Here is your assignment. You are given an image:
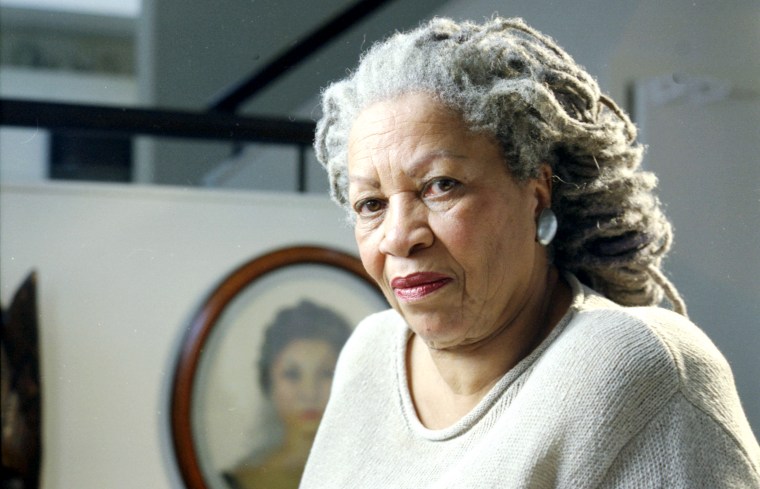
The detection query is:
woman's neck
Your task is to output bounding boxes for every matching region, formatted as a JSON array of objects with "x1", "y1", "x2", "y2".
[{"x1": 406, "y1": 266, "x2": 571, "y2": 429}]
